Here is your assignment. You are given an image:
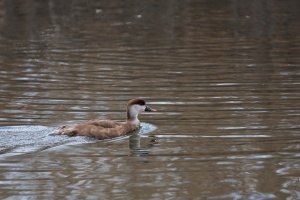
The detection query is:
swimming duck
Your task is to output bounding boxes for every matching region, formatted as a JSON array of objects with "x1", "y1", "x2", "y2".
[{"x1": 51, "y1": 98, "x2": 156, "y2": 140}]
